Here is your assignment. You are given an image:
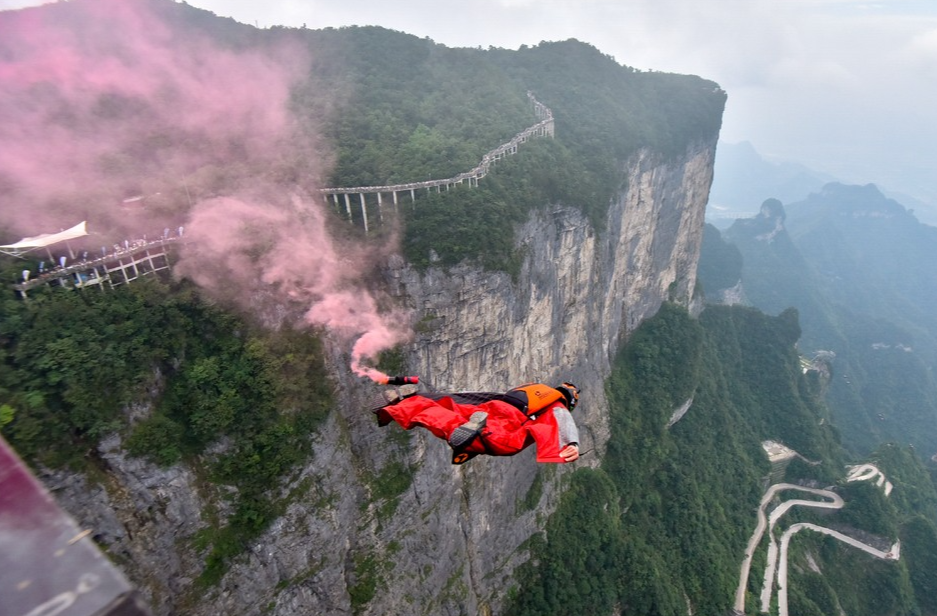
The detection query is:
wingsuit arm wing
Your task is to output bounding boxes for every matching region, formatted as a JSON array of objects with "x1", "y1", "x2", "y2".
[
  {"x1": 526, "y1": 404, "x2": 580, "y2": 463},
  {"x1": 553, "y1": 405, "x2": 579, "y2": 449}
]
